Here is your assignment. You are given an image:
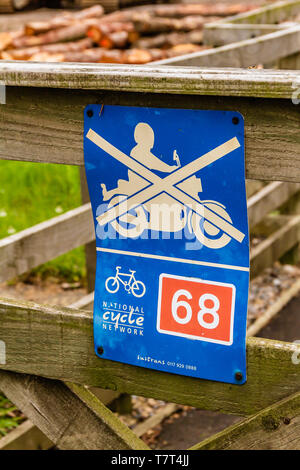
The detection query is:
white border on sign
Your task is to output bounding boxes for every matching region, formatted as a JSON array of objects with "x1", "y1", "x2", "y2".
[
  {"x1": 97, "y1": 247, "x2": 249, "y2": 272},
  {"x1": 156, "y1": 273, "x2": 236, "y2": 346}
]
